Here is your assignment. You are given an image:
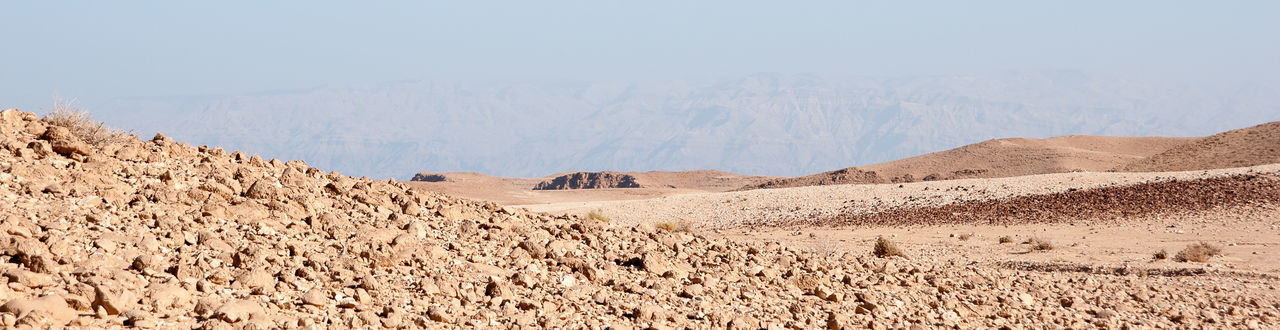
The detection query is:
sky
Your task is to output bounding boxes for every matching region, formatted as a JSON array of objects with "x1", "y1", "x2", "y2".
[{"x1": 2, "y1": 1, "x2": 1278, "y2": 111}]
